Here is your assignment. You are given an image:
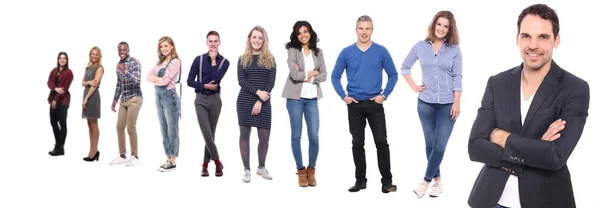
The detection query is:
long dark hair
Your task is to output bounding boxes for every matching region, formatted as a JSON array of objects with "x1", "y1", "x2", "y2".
[
  {"x1": 284, "y1": 20, "x2": 320, "y2": 57},
  {"x1": 53, "y1": 51, "x2": 69, "y2": 76}
]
